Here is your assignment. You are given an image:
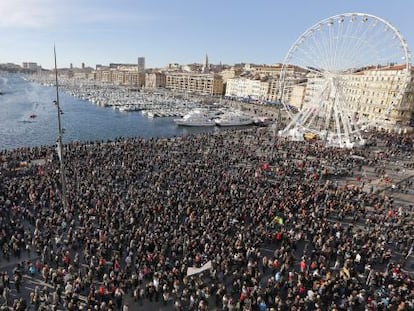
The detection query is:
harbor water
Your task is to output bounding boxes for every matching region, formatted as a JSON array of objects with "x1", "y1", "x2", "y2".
[{"x1": 0, "y1": 74, "x2": 218, "y2": 151}]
